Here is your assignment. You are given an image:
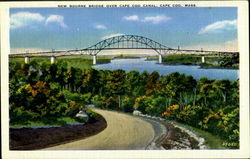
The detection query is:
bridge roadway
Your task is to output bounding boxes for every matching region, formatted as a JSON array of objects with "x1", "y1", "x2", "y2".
[
  {"x1": 45, "y1": 109, "x2": 164, "y2": 150},
  {"x1": 9, "y1": 48, "x2": 238, "y2": 57}
]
